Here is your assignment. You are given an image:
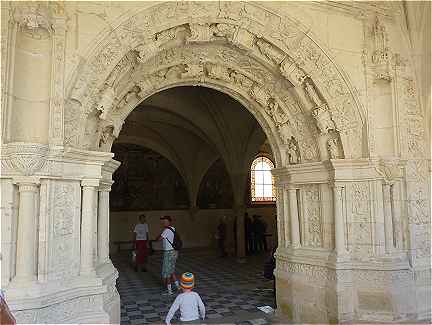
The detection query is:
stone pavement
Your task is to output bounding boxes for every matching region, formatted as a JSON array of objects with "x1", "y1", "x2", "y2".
[{"x1": 113, "y1": 249, "x2": 277, "y2": 325}]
